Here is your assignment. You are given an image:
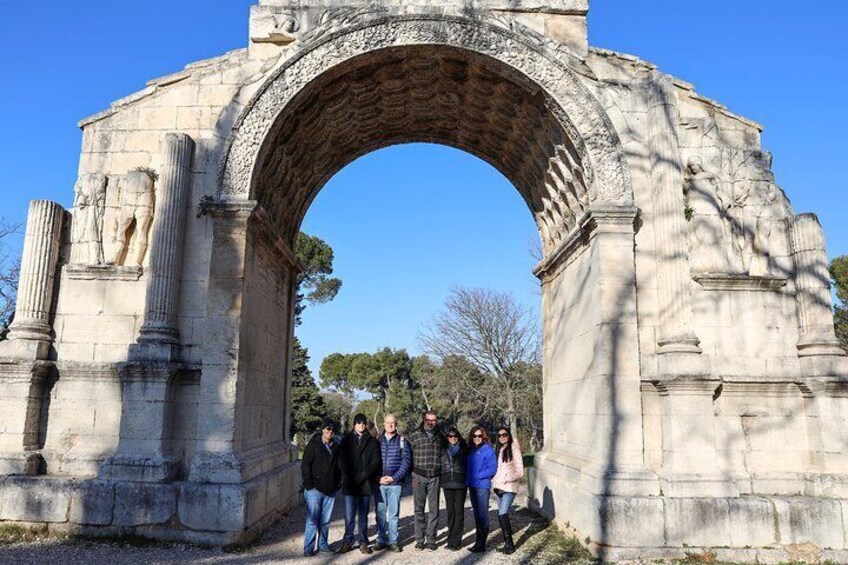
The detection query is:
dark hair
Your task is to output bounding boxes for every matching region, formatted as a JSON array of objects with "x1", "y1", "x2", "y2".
[
  {"x1": 467, "y1": 426, "x2": 490, "y2": 447},
  {"x1": 446, "y1": 426, "x2": 464, "y2": 445},
  {"x1": 496, "y1": 426, "x2": 514, "y2": 463},
  {"x1": 422, "y1": 410, "x2": 438, "y2": 420}
]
